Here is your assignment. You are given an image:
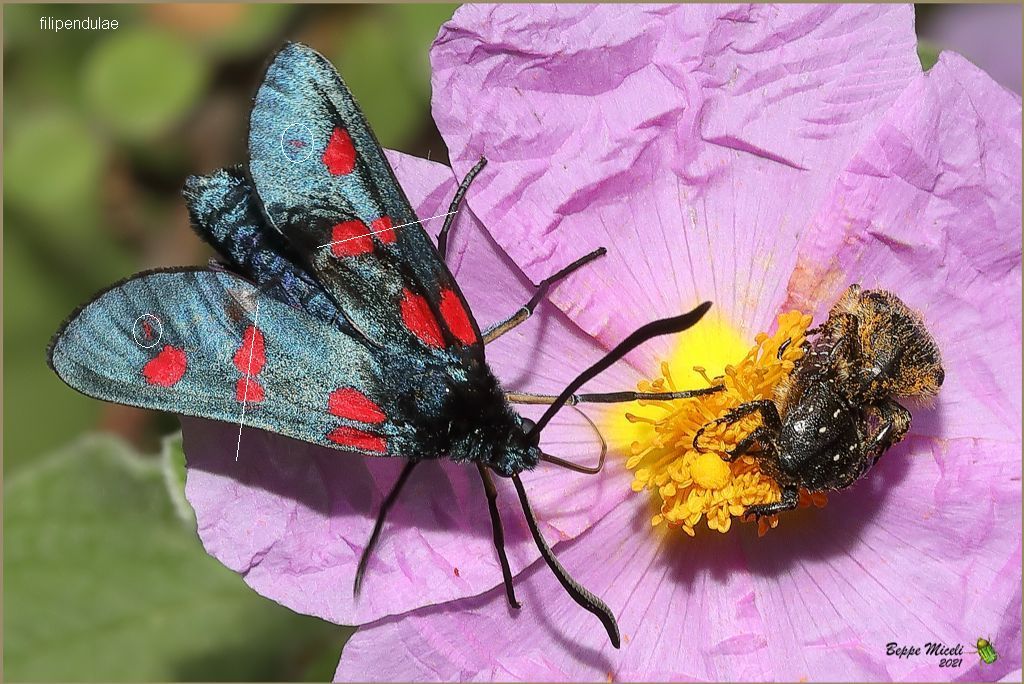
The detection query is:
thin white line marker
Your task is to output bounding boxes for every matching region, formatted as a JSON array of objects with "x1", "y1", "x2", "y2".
[
  {"x1": 235, "y1": 300, "x2": 261, "y2": 462},
  {"x1": 316, "y1": 210, "x2": 458, "y2": 249}
]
